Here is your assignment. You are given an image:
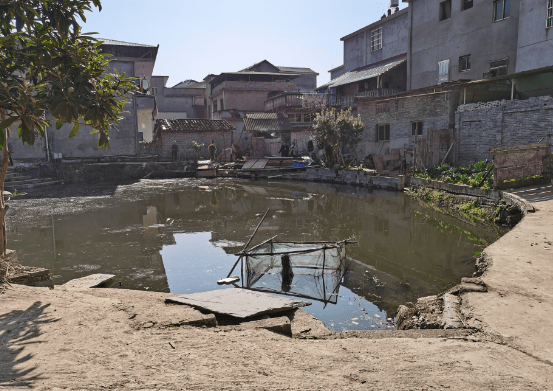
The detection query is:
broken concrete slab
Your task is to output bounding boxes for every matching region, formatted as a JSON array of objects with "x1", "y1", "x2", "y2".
[
  {"x1": 62, "y1": 274, "x2": 115, "y2": 290},
  {"x1": 234, "y1": 316, "x2": 292, "y2": 337},
  {"x1": 165, "y1": 288, "x2": 310, "y2": 318},
  {"x1": 443, "y1": 293, "x2": 464, "y2": 329}
]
